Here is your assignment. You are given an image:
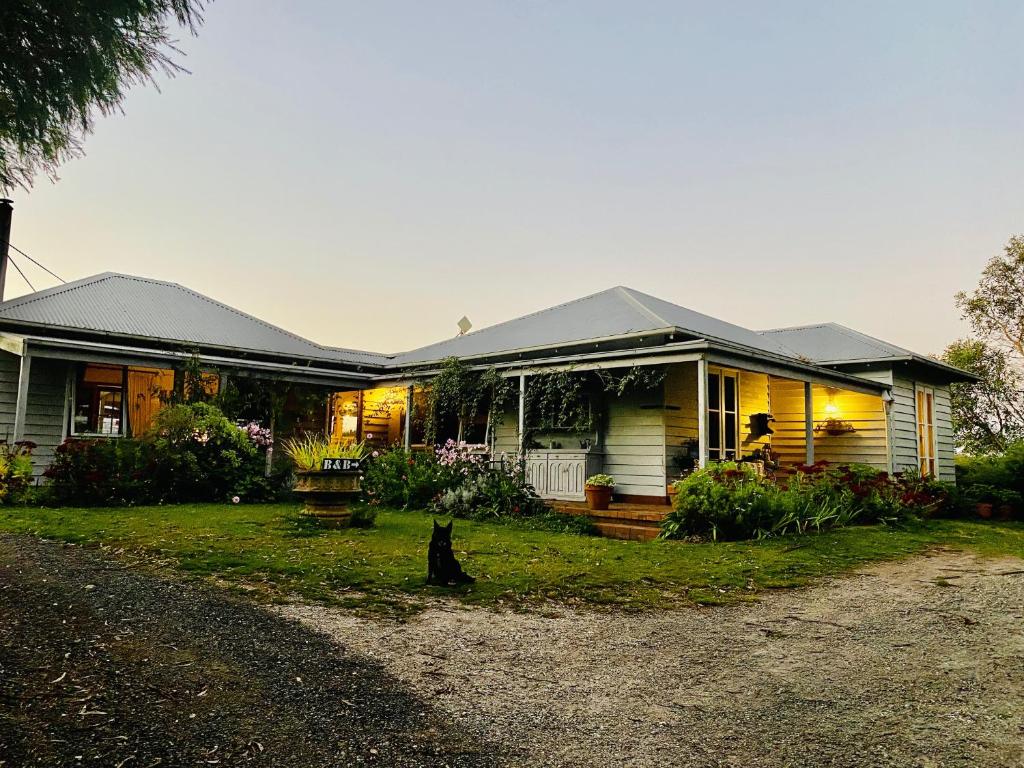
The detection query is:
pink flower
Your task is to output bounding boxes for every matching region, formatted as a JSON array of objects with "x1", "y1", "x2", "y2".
[
  {"x1": 231, "y1": 496, "x2": 240, "y2": 504},
  {"x1": 372, "y1": 450, "x2": 380, "y2": 458}
]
